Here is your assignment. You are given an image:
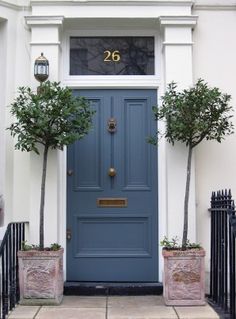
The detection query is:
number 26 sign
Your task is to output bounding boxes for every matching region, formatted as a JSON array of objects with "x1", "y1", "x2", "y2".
[{"x1": 104, "y1": 50, "x2": 121, "y2": 62}]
